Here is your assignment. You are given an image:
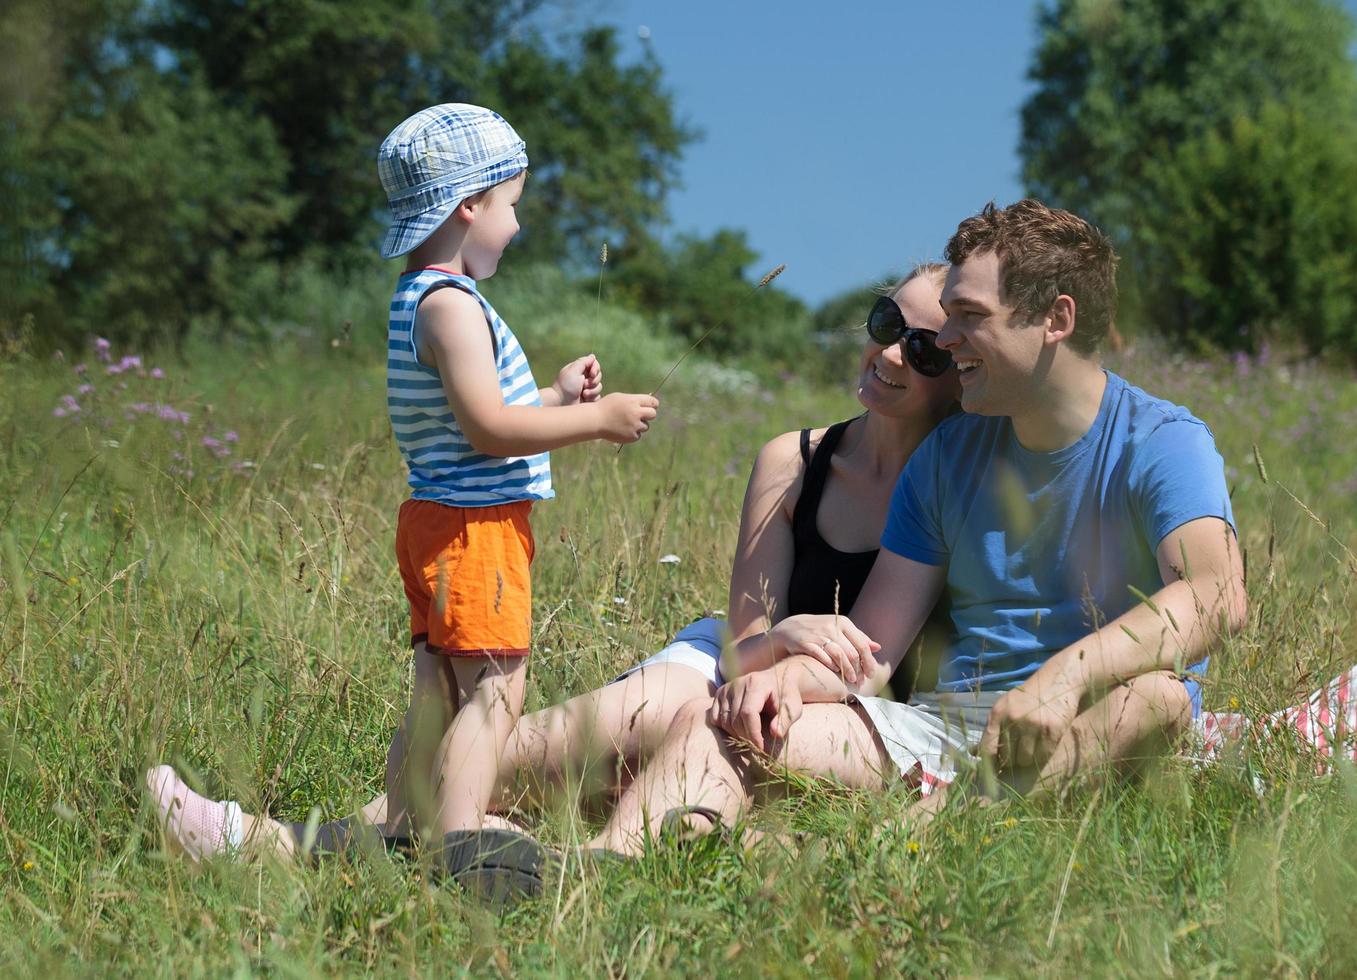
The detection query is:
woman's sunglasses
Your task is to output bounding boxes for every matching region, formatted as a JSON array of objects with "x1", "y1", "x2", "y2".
[{"x1": 866, "y1": 295, "x2": 954, "y2": 378}]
